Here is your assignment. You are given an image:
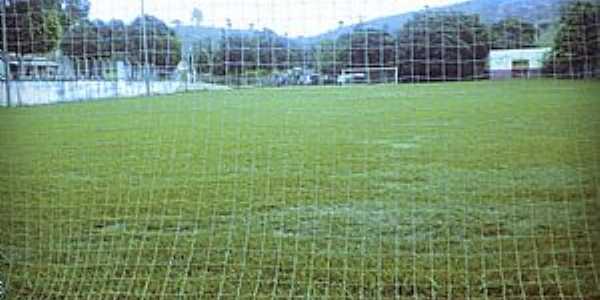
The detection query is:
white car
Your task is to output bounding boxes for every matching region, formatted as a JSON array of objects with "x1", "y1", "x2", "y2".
[{"x1": 337, "y1": 73, "x2": 366, "y2": 84}]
